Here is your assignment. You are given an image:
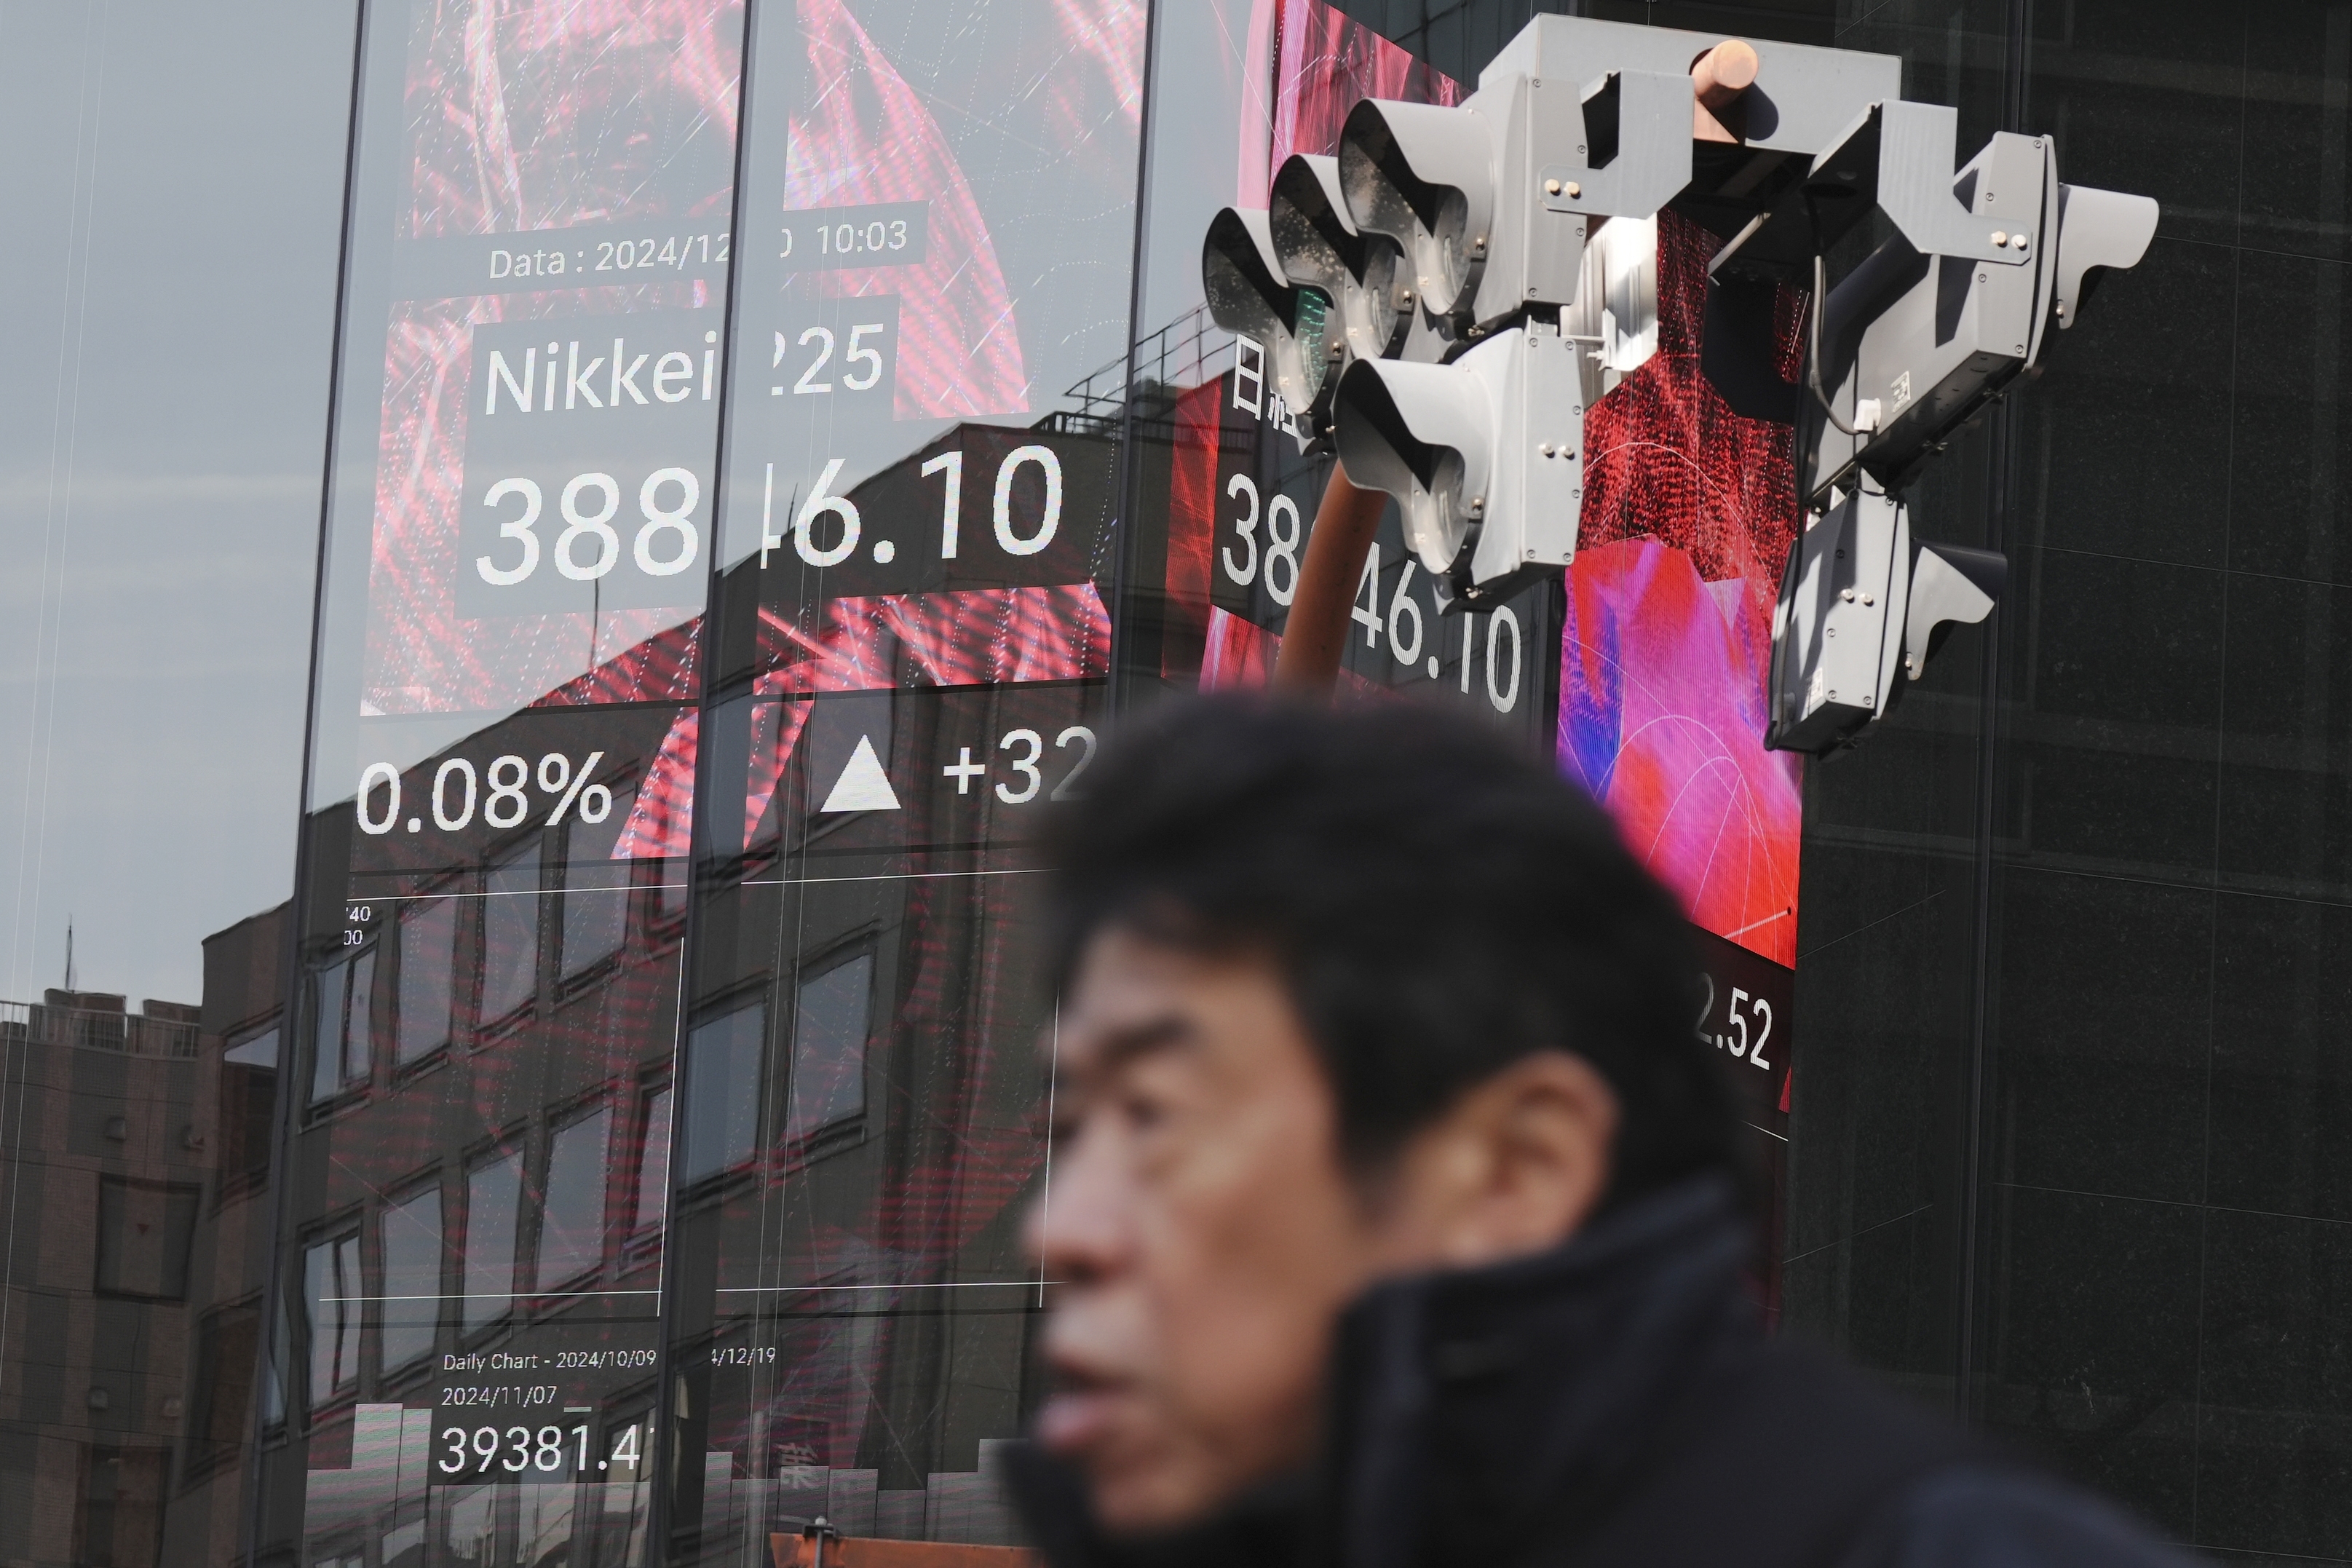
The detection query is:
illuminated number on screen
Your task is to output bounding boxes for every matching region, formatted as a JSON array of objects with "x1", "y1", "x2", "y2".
[
  {"x1": 1050, "y1": 726, "x2": 1098, "y2": 801},
  {"x1": 843, "y1": 324, "x2": 885, "y2": 390},
  {"x1": 993, "y1": 445, "x2": 1062, "y2": 556},
  {"x1": 357, "y1": 763, "x2": 400, "y2": 836},
  {"x1": 794, "y1": 328, "x2": 834, "y2": 394},
  {"x1": 635, "y1": 468, "x2": 700, "y2": 577},
  {"x1": 472, "y1": 1427, "x2": 499, "y2": 1473},
  {"x1": 1486, "y1": 606, "x2": 1522, "y2": 712},
  {"x1": 573, "y1": 1425, "x2": 589, "y2": 1473},
  {"x1": 890, "y1": 219, "x2": 908, "y2": 249},
  {"x1": 476, "y1": 478, "x2": 542, "y2": 586},
  {"x1": 1749, "y1": 999, "x2": 1773, "y2": 1071},
  {"x1": 1352, "y1": 545, "x2": 1382, "y2": 647},
  {"x1": 555, "y1": 473, "x2": 622, "y2": 580},
  {"x1": 997, "y1": 729, "x2": 1044, "y2": 804},
  {"x1": 502, "y1": 1426, "x2": 530, "y2": 1472},
  {"x1": 1222, "y1": 473, "x2": 1259, "y2": 585},
  {"x1": 484, "y1": 756, "x2": 531, "y2": 828},
  {"x1": 440, "y1": 1428, "x2": 468, "y2": 1474},
  {"x1": 922, "y1": 451, "x2": 963, "y2": 558},
  {"x1": 1727, "y1": 988, "x2": 1750, "y2": 1058},
  {"x1": 1264, "y1": 494, "x2": 1302, "y2": 606},
  {"x1": 432, "y1": 759, "x2": 478, "y2": 831},
  {"x1": 1694, "y1": 973, "x2": 1716, "y2": 1043},
  {"x1": 534, "y1": 1426, "x2": 565, "y2": 1471},
  {"x1": 1386, "y1": 560, "x2": 1423, "y2": 664},
  {"x1": 793, "y1": 457, "x2": 861, "y2": 567}
]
